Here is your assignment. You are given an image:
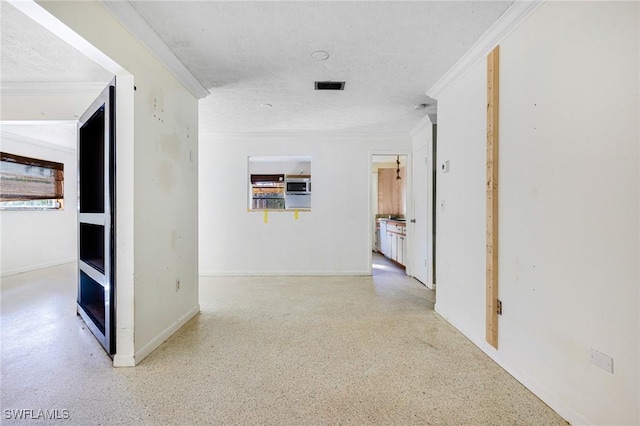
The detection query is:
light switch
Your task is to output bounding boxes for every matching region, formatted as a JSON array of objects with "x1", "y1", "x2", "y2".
[
  {"x1": 441, "y1": 160, "x2": 450, "y2": 173},
  {"x1": 439, "y1": 200, "x2": 446, "y2": 212}
]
